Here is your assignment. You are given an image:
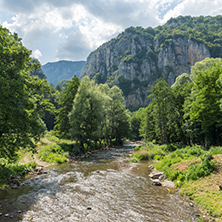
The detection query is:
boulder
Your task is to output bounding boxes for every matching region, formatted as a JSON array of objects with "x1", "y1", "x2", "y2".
[
  {"x1": 149, "y1": 172, "x2": 164, "y2": 179},
  {"x1": 148, "y1": 165, "x2": 154, "y2": 170},
  {"x1": 151, "y1": 179, "x2": 162, "y2": 186}
]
